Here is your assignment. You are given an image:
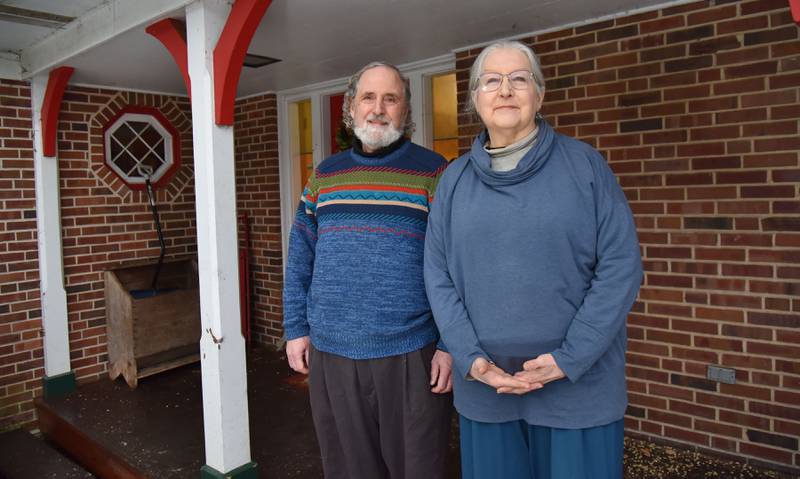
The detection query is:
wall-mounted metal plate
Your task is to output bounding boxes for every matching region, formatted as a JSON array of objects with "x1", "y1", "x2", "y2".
[{"x1": 707, "y1": 365, "x2": 736, "y2": 384}]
